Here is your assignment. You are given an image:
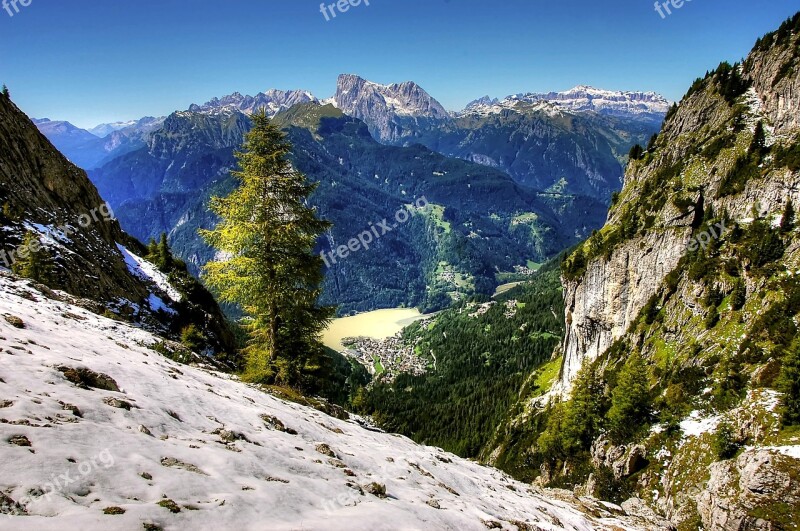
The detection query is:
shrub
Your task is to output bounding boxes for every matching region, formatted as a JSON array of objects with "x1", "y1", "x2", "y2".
[
  {"x1": 180, "y1": 325, "x2": 205, "y2": 352},
  {"x1": 705, "y1": 306, "x2": 720, "y2": 330}
]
